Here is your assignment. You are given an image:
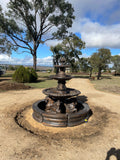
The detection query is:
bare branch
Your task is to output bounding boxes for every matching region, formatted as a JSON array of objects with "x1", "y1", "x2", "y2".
[
  {"x1": 43, "y1": 36, "x2": 56, "y2": 43},
  {"x1": 42, "y1": 24, "x2": 54, "y2": 35},
  {"x1": 9, "y1": 35, "x2": 33, "y2": 54},
  {"x1": 12, "y1": 34, "x2": 32, "y2": 50}
]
